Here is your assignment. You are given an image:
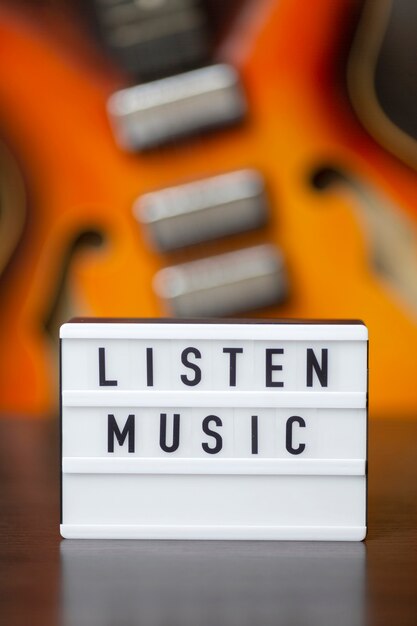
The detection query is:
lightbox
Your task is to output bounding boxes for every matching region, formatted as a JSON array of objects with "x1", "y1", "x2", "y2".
[{"x1": 60, "y1": 319, "x2": 368, "y2": 540}]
